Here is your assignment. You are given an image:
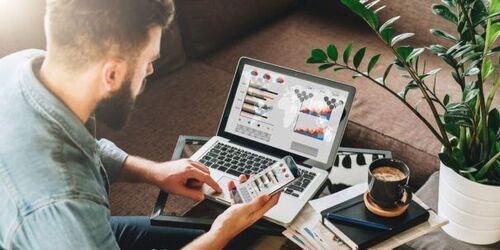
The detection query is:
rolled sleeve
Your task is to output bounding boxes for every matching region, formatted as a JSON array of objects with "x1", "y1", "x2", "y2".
[{"x1": 97, "y1": 139, "x2": 128, "y2": 183}]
